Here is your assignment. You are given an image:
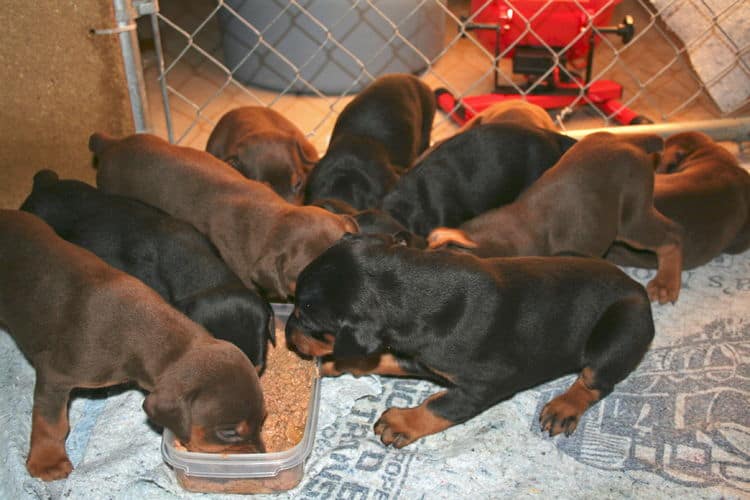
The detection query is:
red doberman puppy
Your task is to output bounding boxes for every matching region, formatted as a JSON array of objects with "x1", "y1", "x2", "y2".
[
  {"x1": 0, "y1": 210, "x2": 265, "y2": 481},
  {"x1": 206, "y1": 106, "x2": 319, "y2": 202},
  {"x1": 606, "y1": 131, "x2": 750, "y2": 269},
  {"x1": 91, "y1": 132, "x2": 358, "y2": 301},
  {"x1": 461, "y1": 100, "x2": 558, "y2": 132},
  {"x1": 428, "y1": 132, "x2": 684, "y2": 304},
  {"x1": 285, "y1": 233, "x2": 655, "y2": 448}
]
